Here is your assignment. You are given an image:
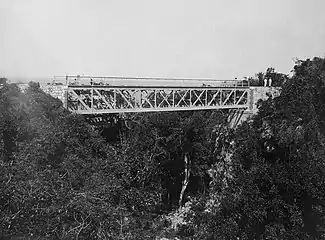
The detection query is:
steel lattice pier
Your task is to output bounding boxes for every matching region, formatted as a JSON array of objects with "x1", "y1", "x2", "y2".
[{"x1": 67, "y1": 85, "x2": 250, "y2": 114}]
